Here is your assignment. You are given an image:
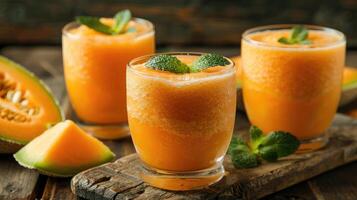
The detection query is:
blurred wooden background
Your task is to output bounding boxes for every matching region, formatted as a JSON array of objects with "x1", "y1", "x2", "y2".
[{"x1": 0, "y1": 0, "x2": 356, "y2": 47}]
